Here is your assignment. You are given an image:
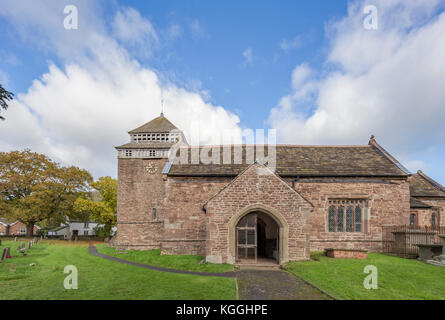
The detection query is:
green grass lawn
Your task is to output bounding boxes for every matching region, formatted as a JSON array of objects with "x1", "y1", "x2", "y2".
[
  {"x1": 286, "y1": 252, "x2": 445, "y2": 300},
  {"x1": 96, "y1": 244, "x2": 234, "y2": 273},
  {"x1": 0, "y1": 240, "x2": 236, "y2": 300}
]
